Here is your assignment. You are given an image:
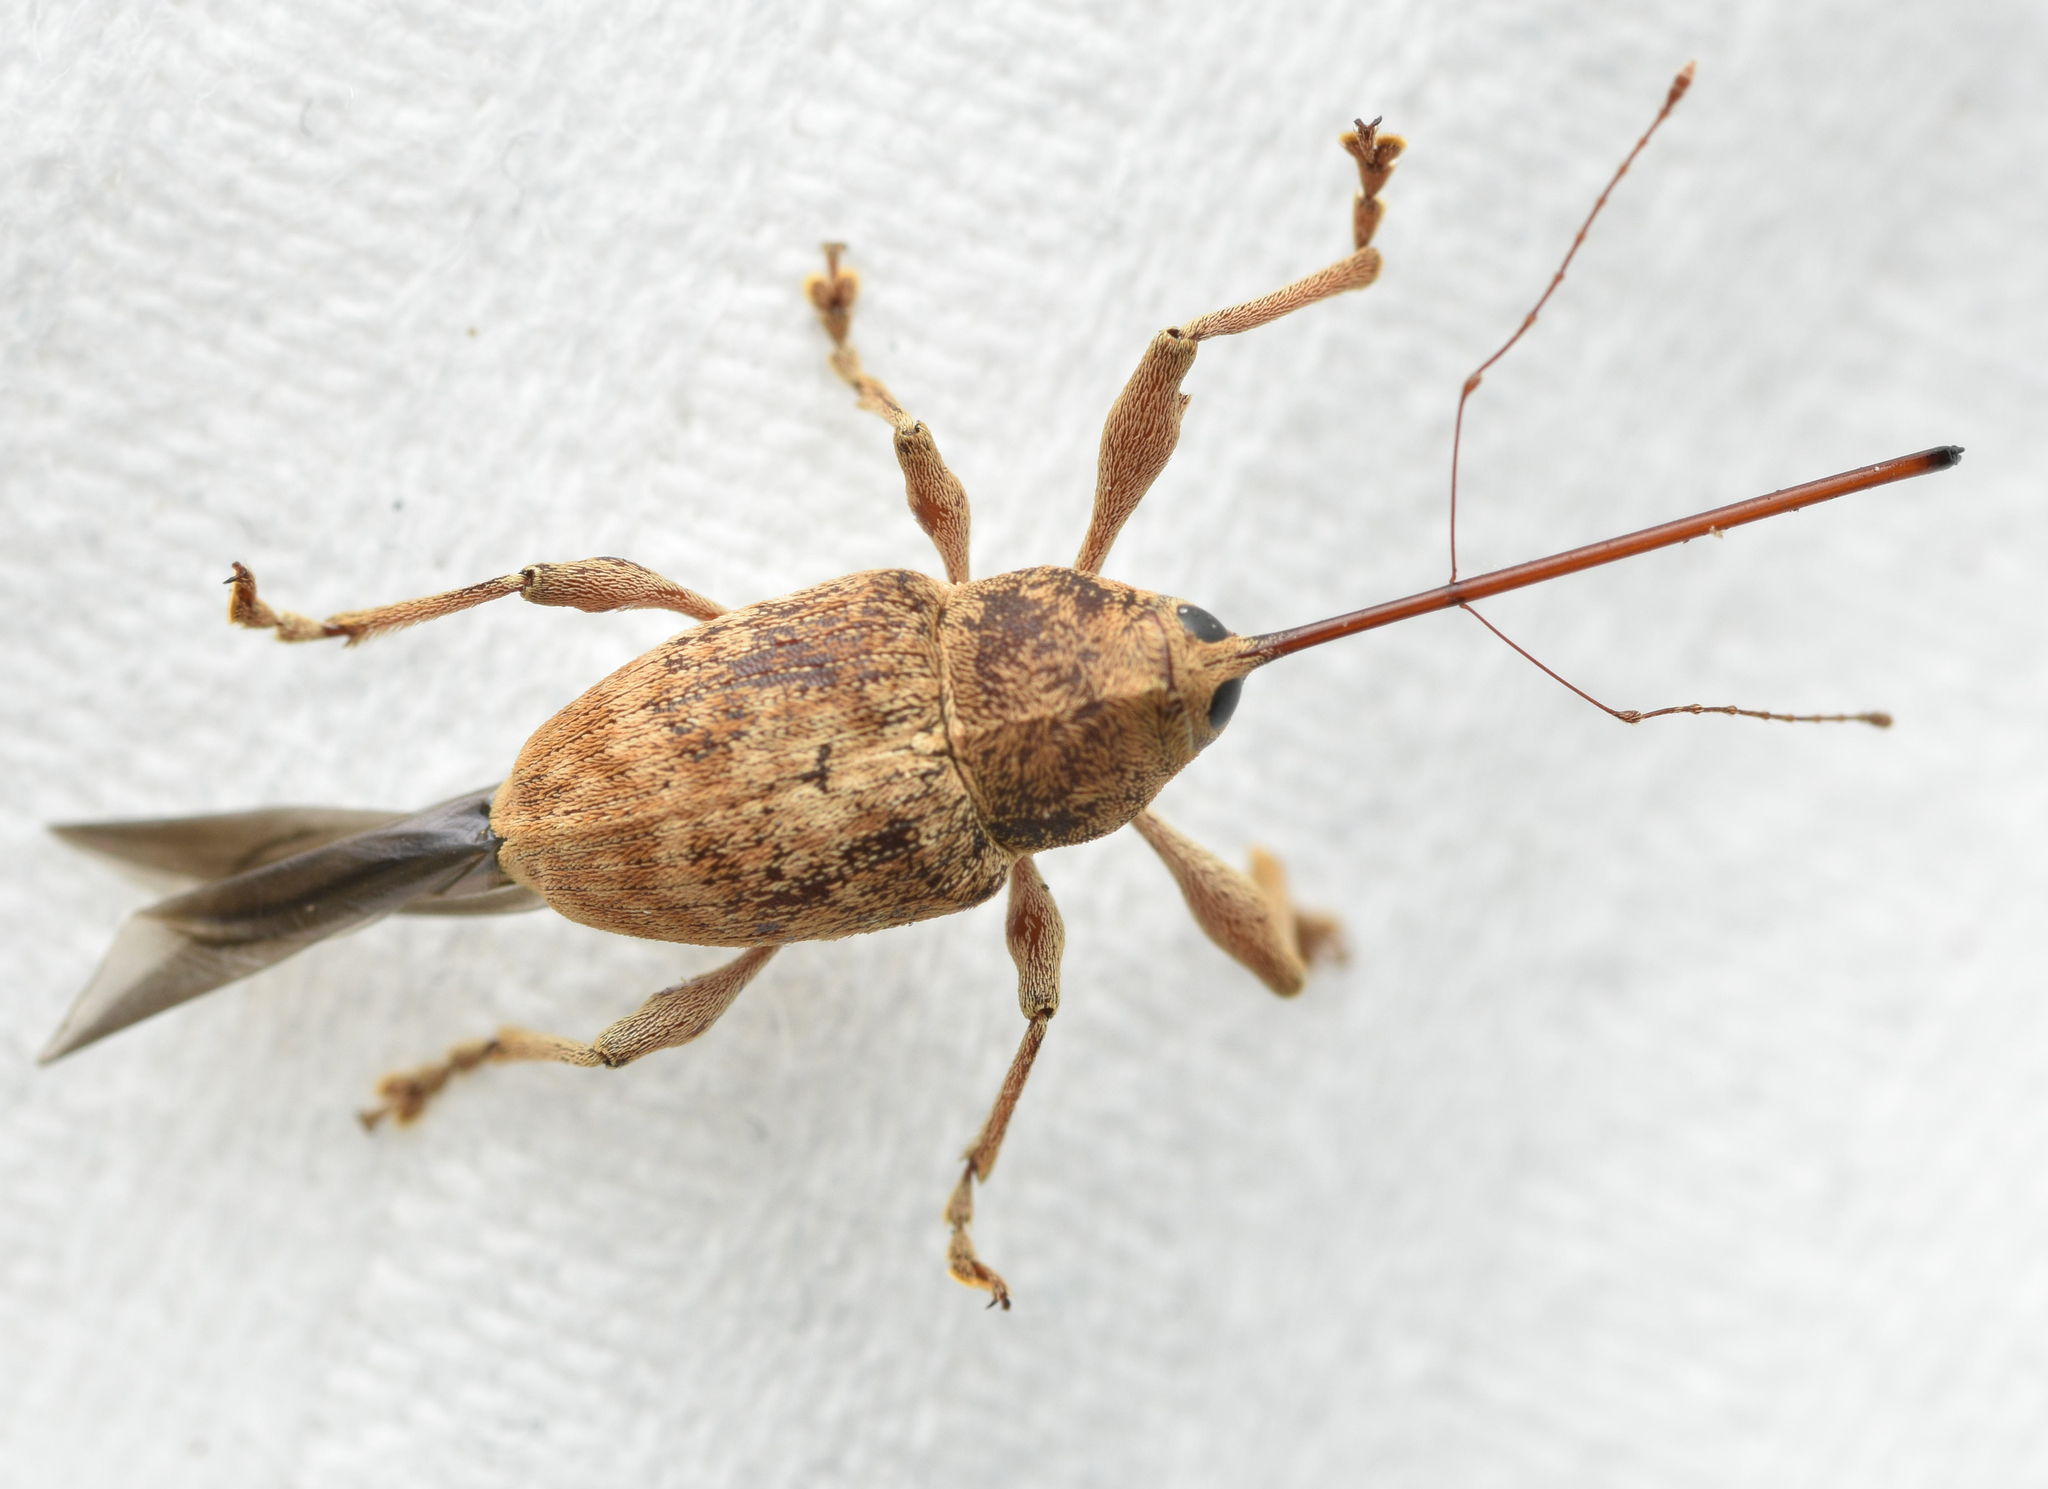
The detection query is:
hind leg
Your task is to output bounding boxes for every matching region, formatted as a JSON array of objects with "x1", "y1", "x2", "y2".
[
  {"x1": 360, "y1": 945, "x2": 778, "y2": 1128},
  {"x1": 1130, "y1": 811, "x2": 1346, "y2": 996}
]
